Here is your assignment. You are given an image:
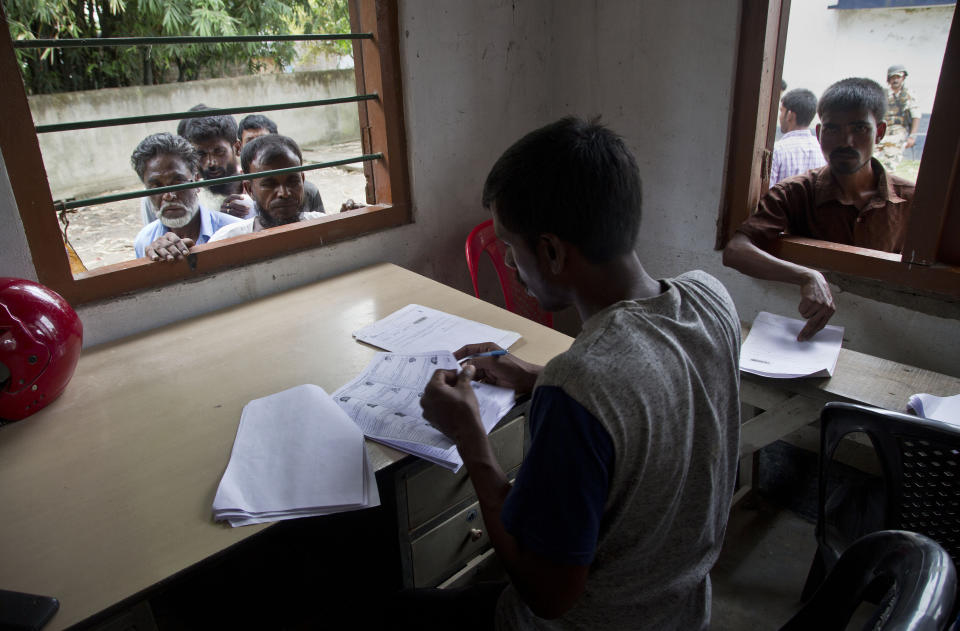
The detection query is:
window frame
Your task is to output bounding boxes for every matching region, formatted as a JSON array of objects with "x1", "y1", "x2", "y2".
[
  {"x1": 0, "y1": 0, "x2": 409, "y2": 306},
  {"x1": 716, "y1": 0, "x2": 960, "y2": 297}
]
